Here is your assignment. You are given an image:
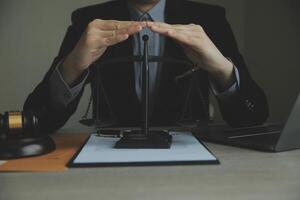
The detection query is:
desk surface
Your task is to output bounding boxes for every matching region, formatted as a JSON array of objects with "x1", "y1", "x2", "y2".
[{"x1": 1, "y1": 133, "x2": 300, "y2": 200}]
